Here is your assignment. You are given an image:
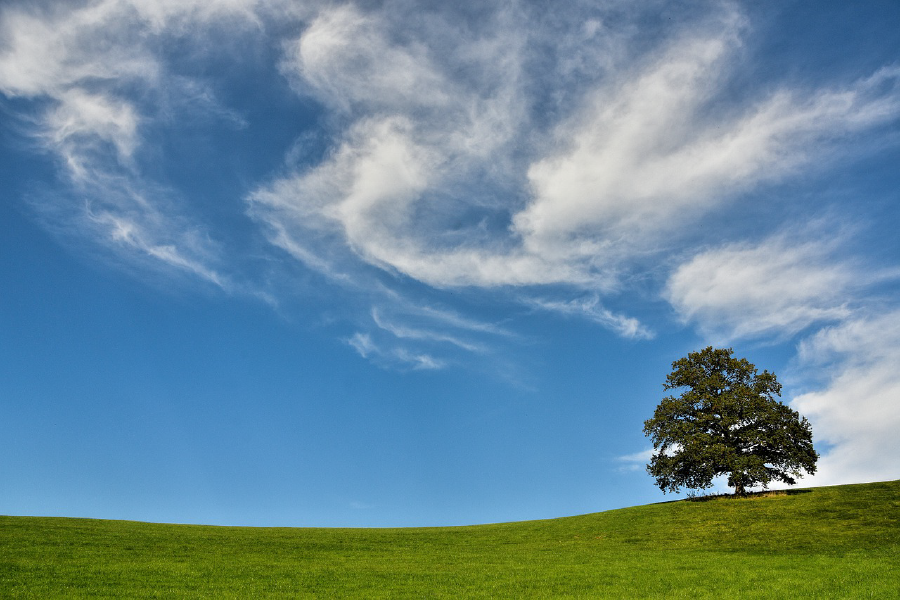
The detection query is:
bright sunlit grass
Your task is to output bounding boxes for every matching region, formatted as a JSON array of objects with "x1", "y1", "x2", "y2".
[{"x1": 2, "y1": 480, "x2": 898, "y2": 598}]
